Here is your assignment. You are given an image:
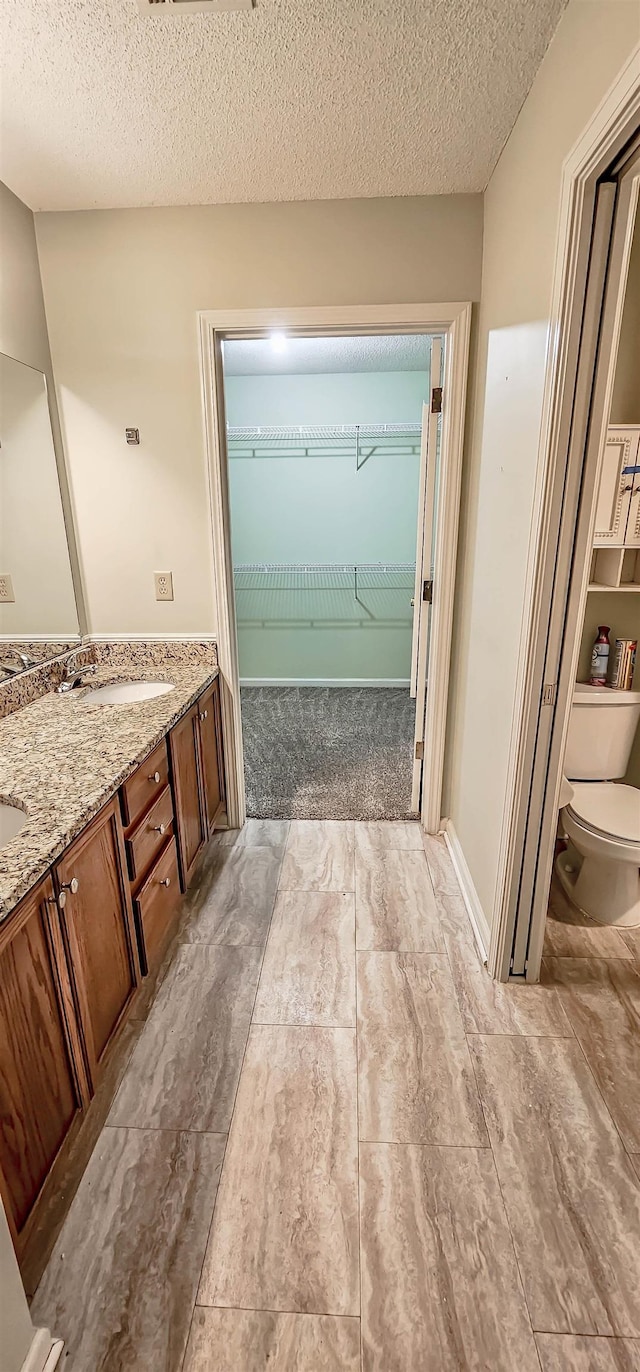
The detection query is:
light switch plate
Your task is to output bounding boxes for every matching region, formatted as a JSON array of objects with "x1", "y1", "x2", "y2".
[
  {"x1": 0, "y1": 574, "x2": 15, "y2": 603},
  {"x1": 154, "y1": 571, "x2": 174, "y2": 602}
]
